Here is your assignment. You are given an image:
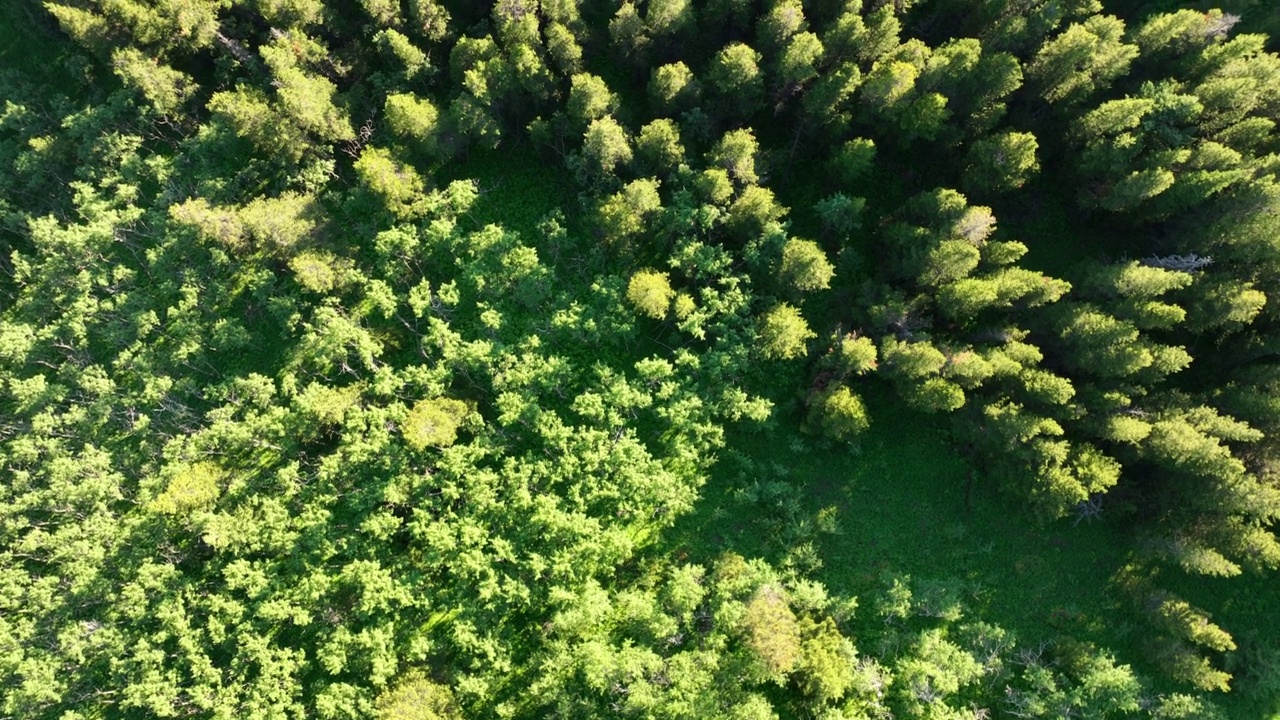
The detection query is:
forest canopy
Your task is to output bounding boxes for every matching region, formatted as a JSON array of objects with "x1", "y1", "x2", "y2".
[{"x1": 2, "y1": 0, "x2": 1280, "y2": 717}]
